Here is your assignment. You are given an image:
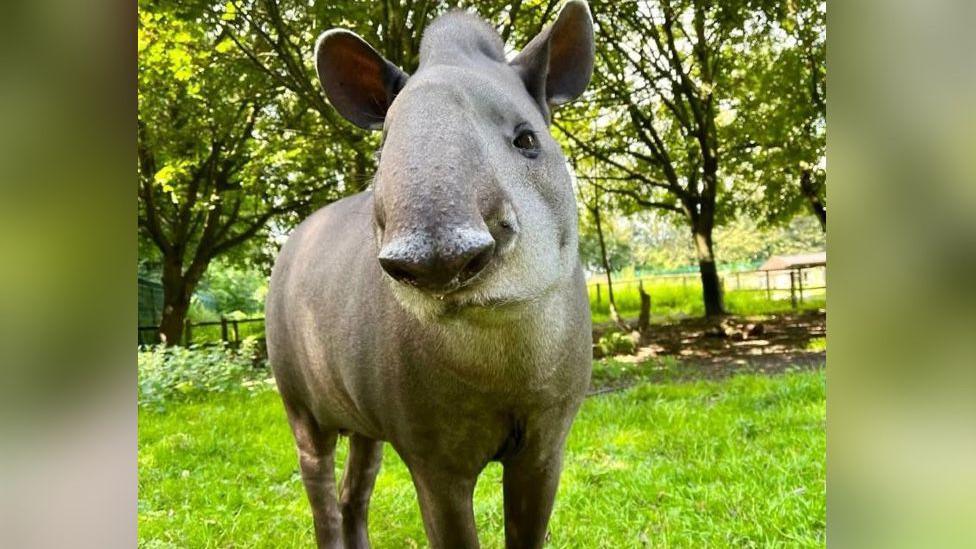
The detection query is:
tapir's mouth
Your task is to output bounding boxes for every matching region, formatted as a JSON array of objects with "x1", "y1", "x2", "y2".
[
  {"x1": 439, "y1": 279, "x2": 539, "y2": 312},
  {"x1": 441, "y1": 295, "x2": 528, "y2": 316},
  {"x1": 387, "y1": 267, "x2": 544, "y2": 322},
  {"x1": 417, "y1": 275, "x2": 529, "y2": 311},
  {"x1": 425, "y1": 266, "x2": 490, "y2": 298}
]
